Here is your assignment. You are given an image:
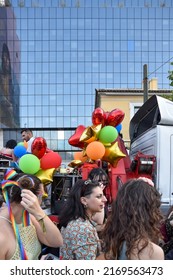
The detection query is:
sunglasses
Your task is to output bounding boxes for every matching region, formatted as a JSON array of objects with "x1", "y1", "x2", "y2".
[{"x1": 98, "y1": 180, "x2": 108, "y2": 186}]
